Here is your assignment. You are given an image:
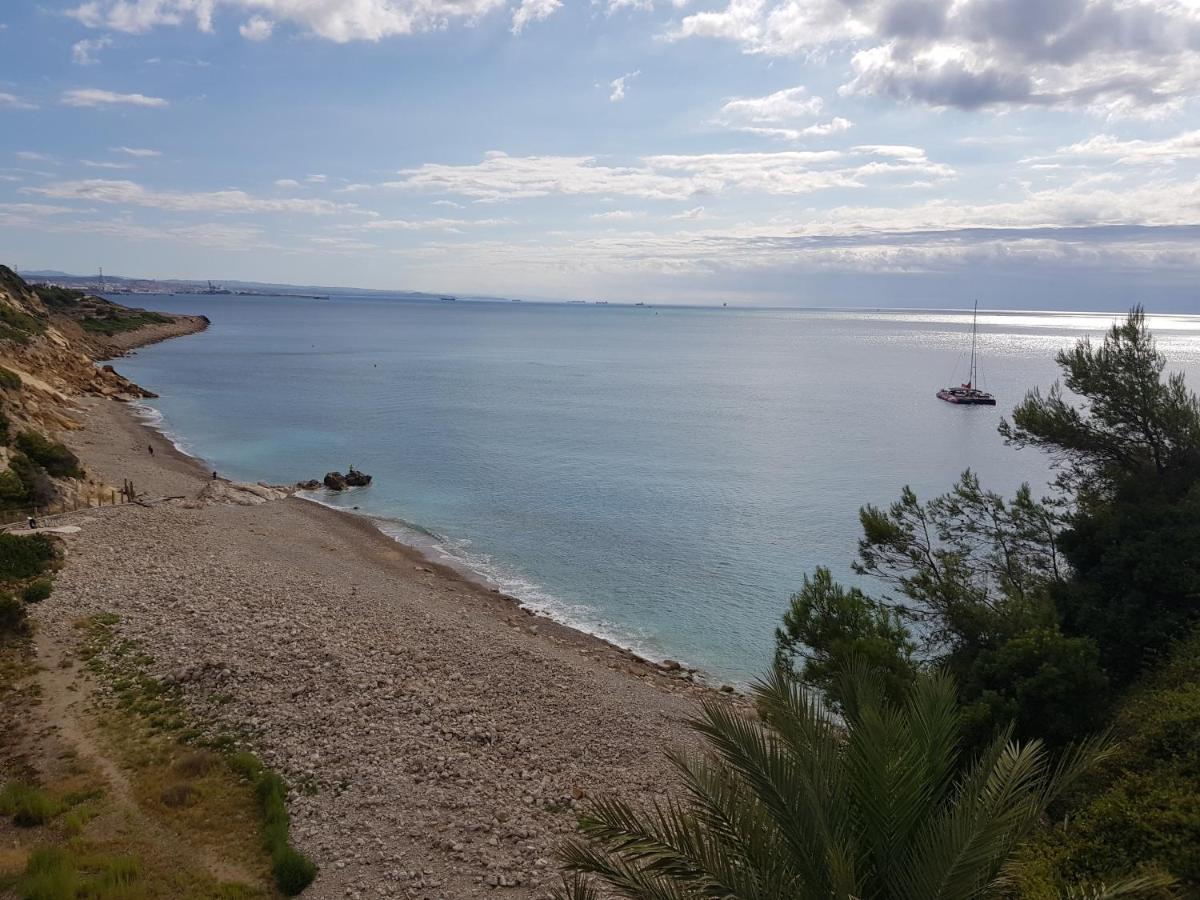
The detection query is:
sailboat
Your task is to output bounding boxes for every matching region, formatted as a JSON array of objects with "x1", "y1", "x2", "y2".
[{"x1": 937, "y1": 301, "x2": 996, "y2": 406}]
